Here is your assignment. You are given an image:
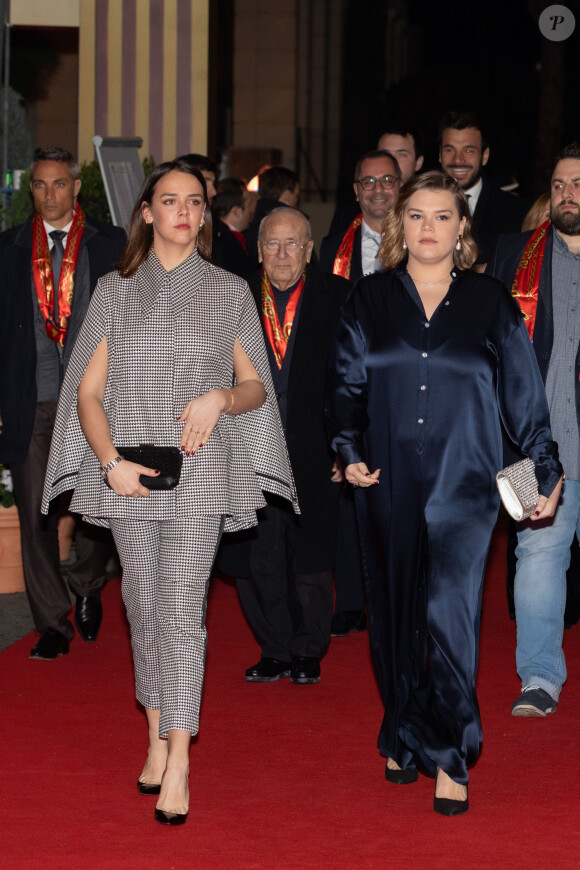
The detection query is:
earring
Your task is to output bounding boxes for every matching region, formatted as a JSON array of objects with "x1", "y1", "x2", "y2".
[
  {"x1": 403, "y1": 239, "x2": 407, "y2": 250},
  {"x1": 200, "y1": 218, "x2": 205, "y2": 228},
  {"x1": 456, "y1": 235, "x2": 462, "y2": 251}
]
